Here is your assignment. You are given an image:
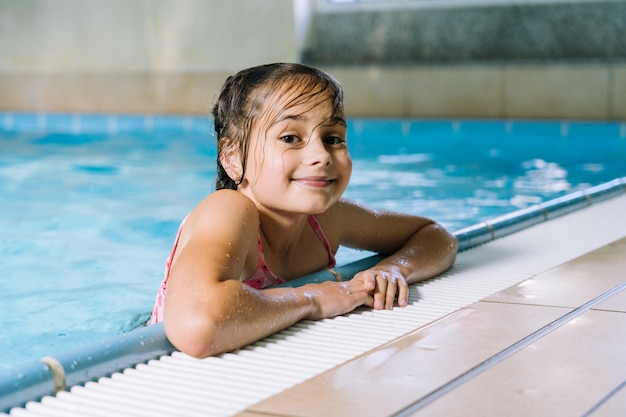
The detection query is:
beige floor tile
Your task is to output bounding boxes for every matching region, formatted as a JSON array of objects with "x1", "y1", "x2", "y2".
[
  {"x1": 246, "y1": 302, "x2": 568, "y2": 417},
  {"x1": 484, "y1": 237, "x2": 626, "y2": 308},
  {"x1": 416, "y1": 309, "x2": 626, "y2": 417},
  {"x1": 593, "y1": 287, "x2": 626, "y2": 313}
]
